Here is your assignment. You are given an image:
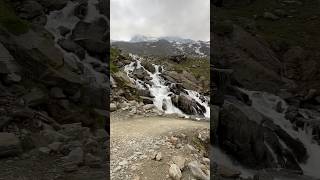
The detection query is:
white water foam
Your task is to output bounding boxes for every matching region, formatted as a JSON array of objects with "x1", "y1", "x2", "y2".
[
  {"x1": 124, "y1": 54, "x2": 210, "y2": 119},
  {"x1": 212, "y1": 146, "x2": 255, "y2": 178},
  {"x1": 45, "y1": 0, "x2": 108, "y2": 88},
  {"x1": 242, "y1": 89, "x2": 320, "y2": 178}
]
